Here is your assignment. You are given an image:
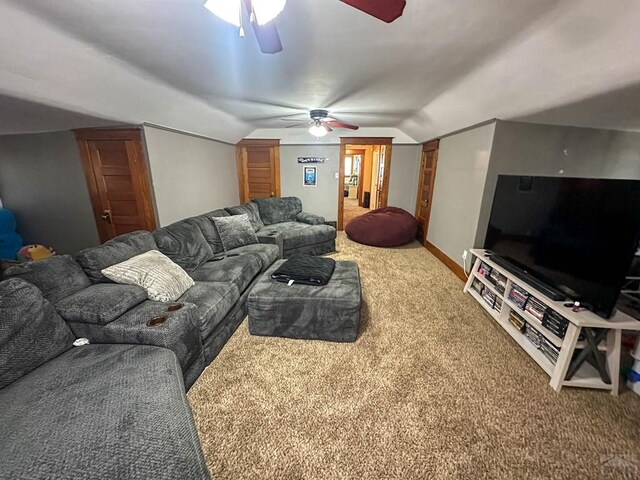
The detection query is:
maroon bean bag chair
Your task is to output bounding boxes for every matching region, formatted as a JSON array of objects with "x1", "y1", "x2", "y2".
[{"x1": 345, "y1": 207, "x2": 418, "y2": 247}]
